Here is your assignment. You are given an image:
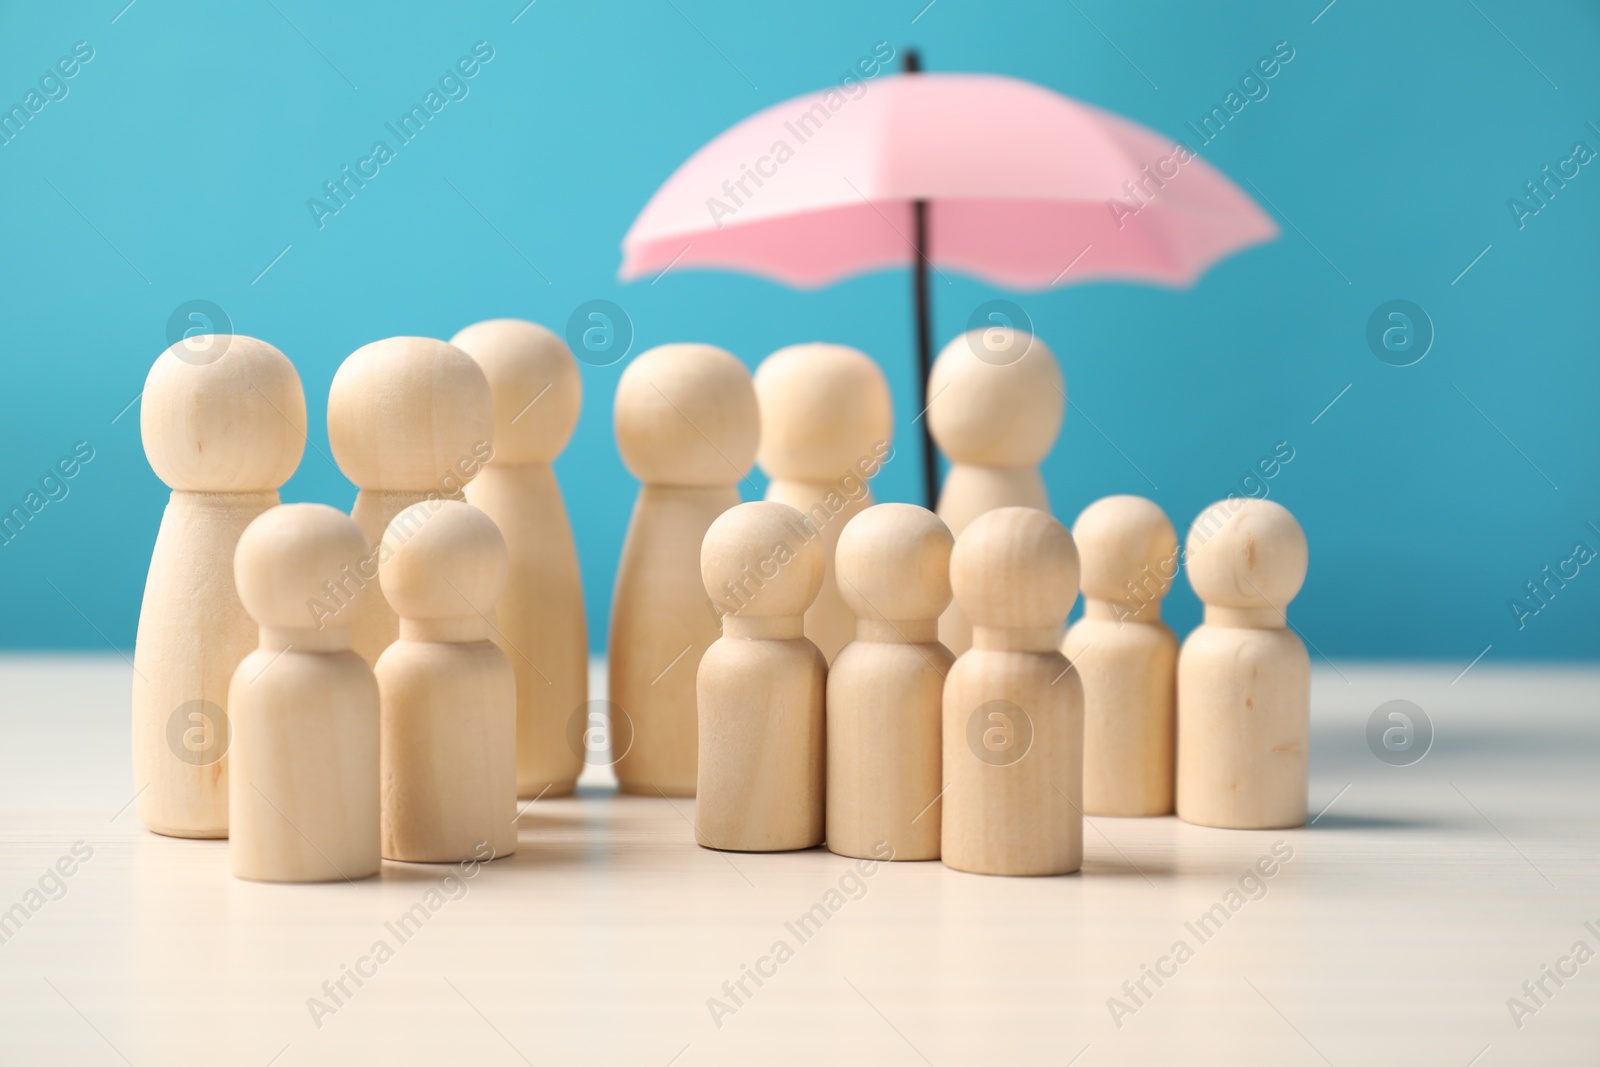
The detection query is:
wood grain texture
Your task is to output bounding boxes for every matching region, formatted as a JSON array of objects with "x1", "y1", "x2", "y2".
[
  {"x1": 754, "y1": 343, "x2": 892, "y2": 663},
  {"x1": 327, "y1": 336, "x2": 495, "y2": 667},
  {"x1": 454, "y1": 319, "x2": 588, "y2": 800},
  {"x1": 695, "y1": 502, "x2": 827, "y2": 852},
  {"x1": 609, "y1": 344, "x2": 758, "y2": 797},
  {"x1": 347, "y1": 489, "x2": 437, "y2": 658},
  {"x1": 941, "y1": 507, "x2": 1083, "y2": 876},
  {"x1": 827, "y1": 503, "x2": 953, "y2": 861},
  {"x1": 1062, "y1": 495, "x2": 1180, "y2": 817},
  {"x1": 466, "y1": 465, "x2": 587, "y2": 798},
  {"x1": 133, "y1": 335, "x2": 306, "y2": 839},
  {"x1": 375, "y1": 501, "x2": 517, "y2": 863},
  {"x1": 1177, "y1": 498, "x2": 1311, "y2": 830},
  {"x1": 229, "y1": 505, "x2": 380, "y2": 883},
  {"x1": 928, "y1": 329, "x2": 1064, "y2": 657},
  {"x1": 133, "y1": 492, "x2": 274, "y2": 839}
]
